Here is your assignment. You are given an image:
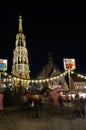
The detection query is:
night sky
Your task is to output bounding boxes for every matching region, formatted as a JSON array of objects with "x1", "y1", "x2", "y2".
[{"x1": 0, "y1": 2, "x2": 86, "y2": 78}]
